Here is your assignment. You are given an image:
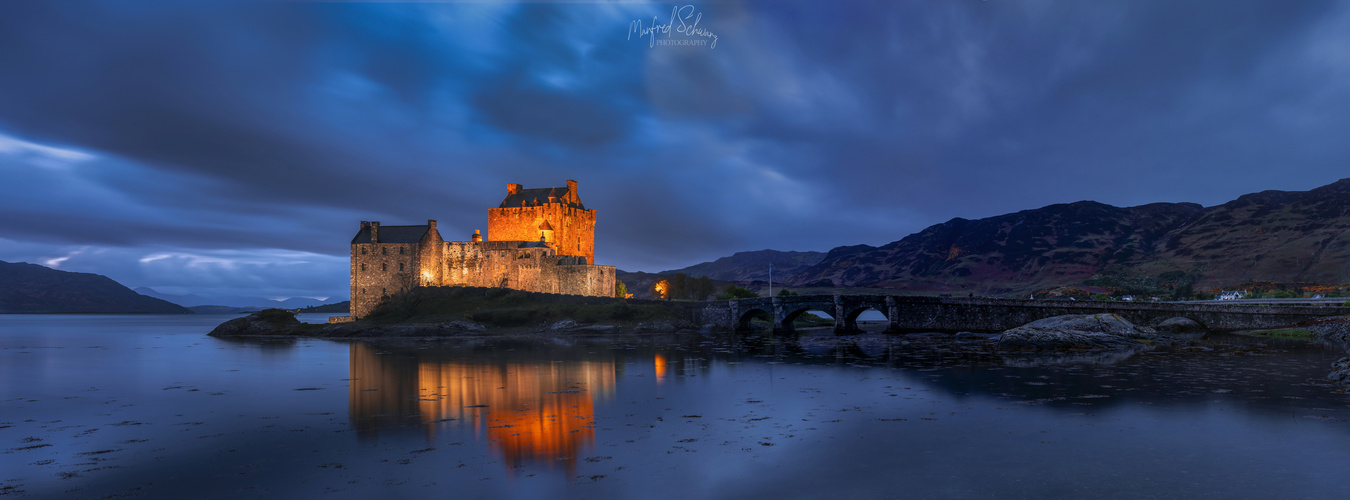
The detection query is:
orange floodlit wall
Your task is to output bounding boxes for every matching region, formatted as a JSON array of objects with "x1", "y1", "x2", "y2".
[{"x1": 488, "y1": 180, "x2": 597, "y2": 265}]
